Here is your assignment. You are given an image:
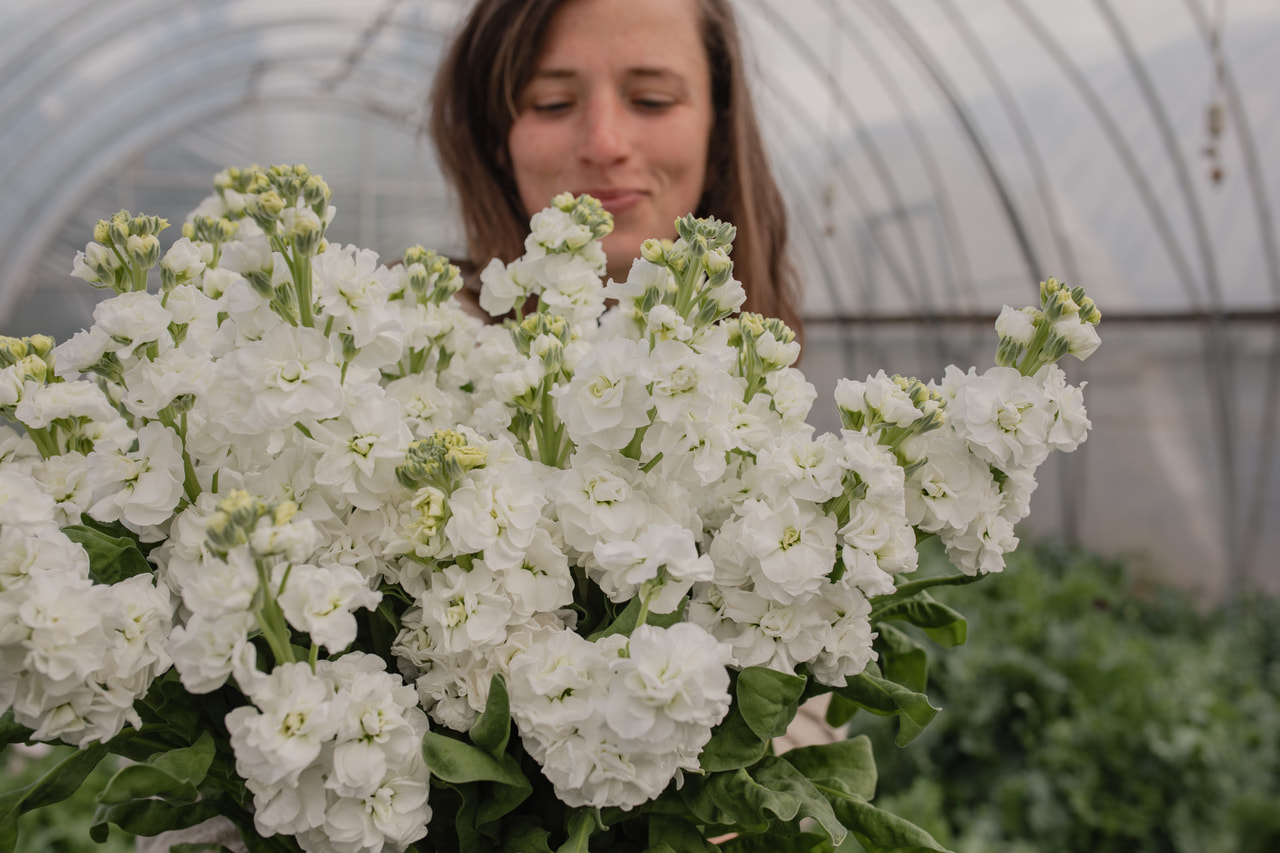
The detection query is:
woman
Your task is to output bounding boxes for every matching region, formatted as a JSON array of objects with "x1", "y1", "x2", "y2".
[{"x1": 429, "y1": 0, "x2": 804, "y2": 341}]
